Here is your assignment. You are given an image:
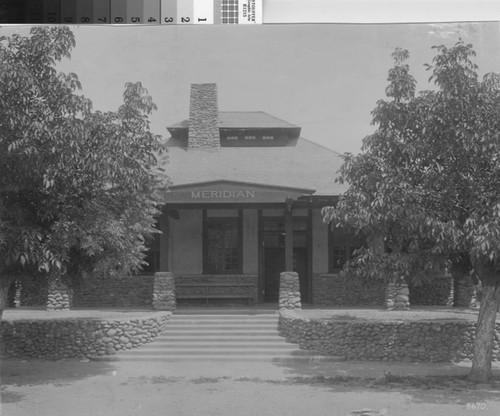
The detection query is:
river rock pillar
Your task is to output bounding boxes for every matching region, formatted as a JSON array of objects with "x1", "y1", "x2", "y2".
[
  {"x1": 152, "y1": 272, "x2": 176, "y2": 311},
  {"x1": 279, "y1": 271, "x2": 302, "y2": 310}
]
